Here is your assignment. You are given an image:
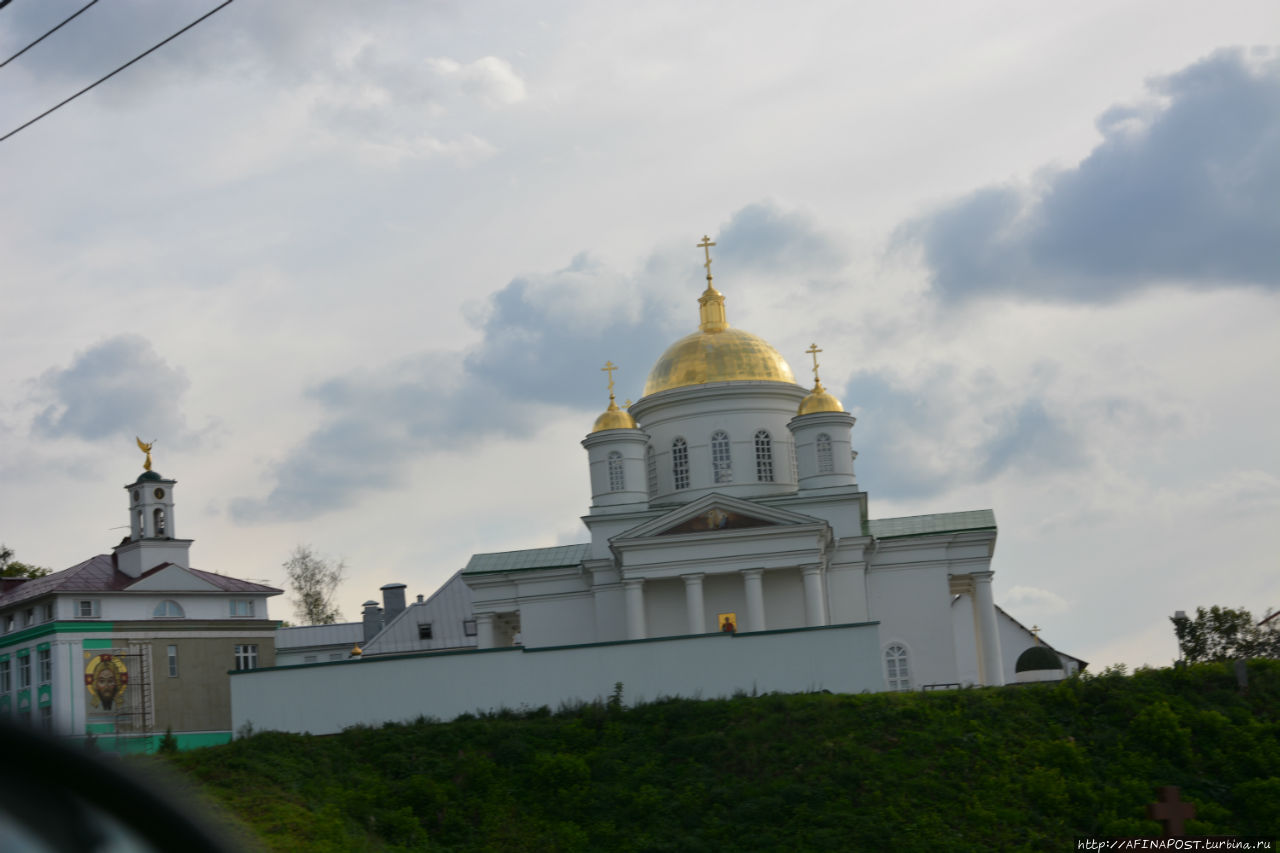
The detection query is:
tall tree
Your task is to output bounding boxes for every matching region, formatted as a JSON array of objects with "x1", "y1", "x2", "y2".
[
  {"x1": 282, "y1": 545, "x2": 345, "y2": 625},
  {"x1": 0, "y1": 544, "x2": 51, "y2": 579},
  {"x1": 1171, "y1": 606, "x2": 1280, "y2": 662}
]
